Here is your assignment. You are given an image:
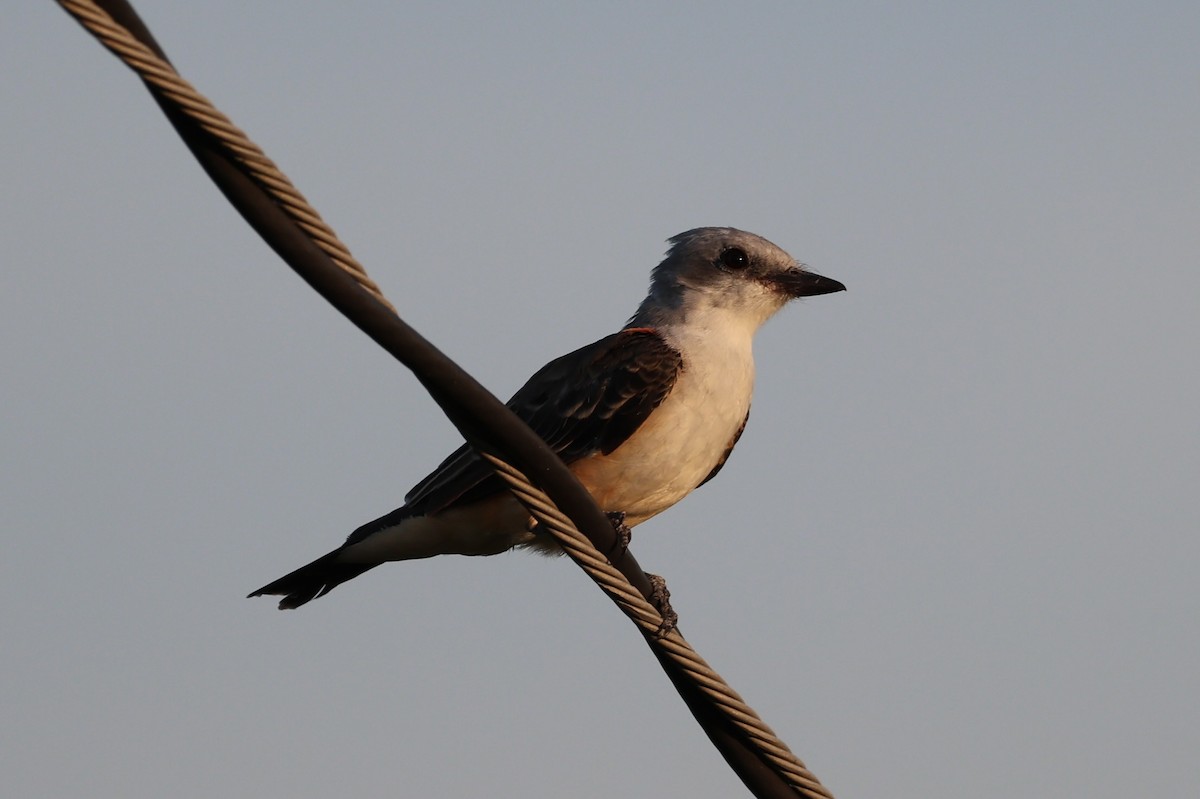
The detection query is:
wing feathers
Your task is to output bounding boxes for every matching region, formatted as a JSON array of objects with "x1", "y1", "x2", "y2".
[{"x1": 395, "y1": 328, "x2": 681, "y2": 519}]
